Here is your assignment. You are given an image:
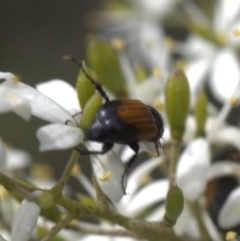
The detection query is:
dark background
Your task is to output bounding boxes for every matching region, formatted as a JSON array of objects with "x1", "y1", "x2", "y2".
[{"x1": 0, "y1": 1, "x2": 100, "y2": 179}]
